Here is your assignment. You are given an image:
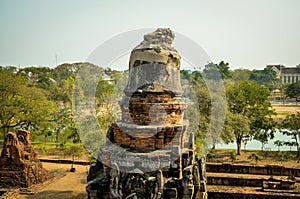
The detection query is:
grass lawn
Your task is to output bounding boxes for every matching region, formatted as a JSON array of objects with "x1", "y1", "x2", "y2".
[{"x1": 272, "y1": 104, "x2": 300, "y2": 122}]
